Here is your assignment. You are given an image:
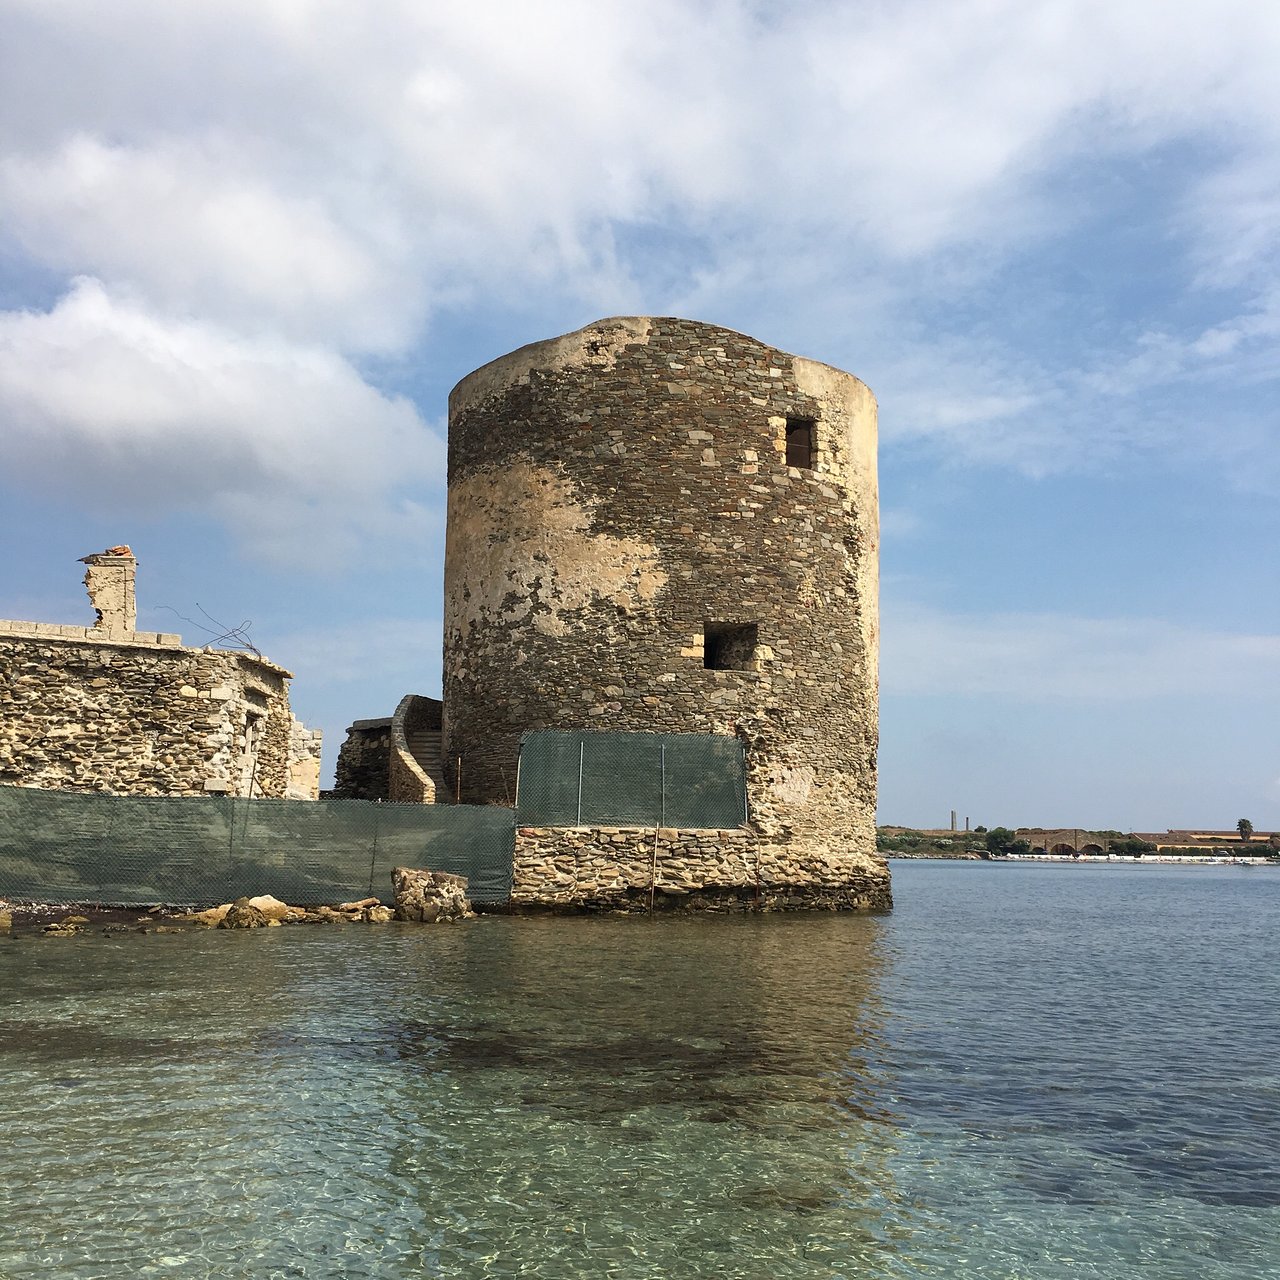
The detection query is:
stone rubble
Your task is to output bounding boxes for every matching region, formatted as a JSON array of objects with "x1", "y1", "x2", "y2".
[
  {"x1": 391, "y1": 866, "x2": 473, "y2": 922},
  {"x1": 0, "y1": 872, "x2": 470, "y2": 936}
]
